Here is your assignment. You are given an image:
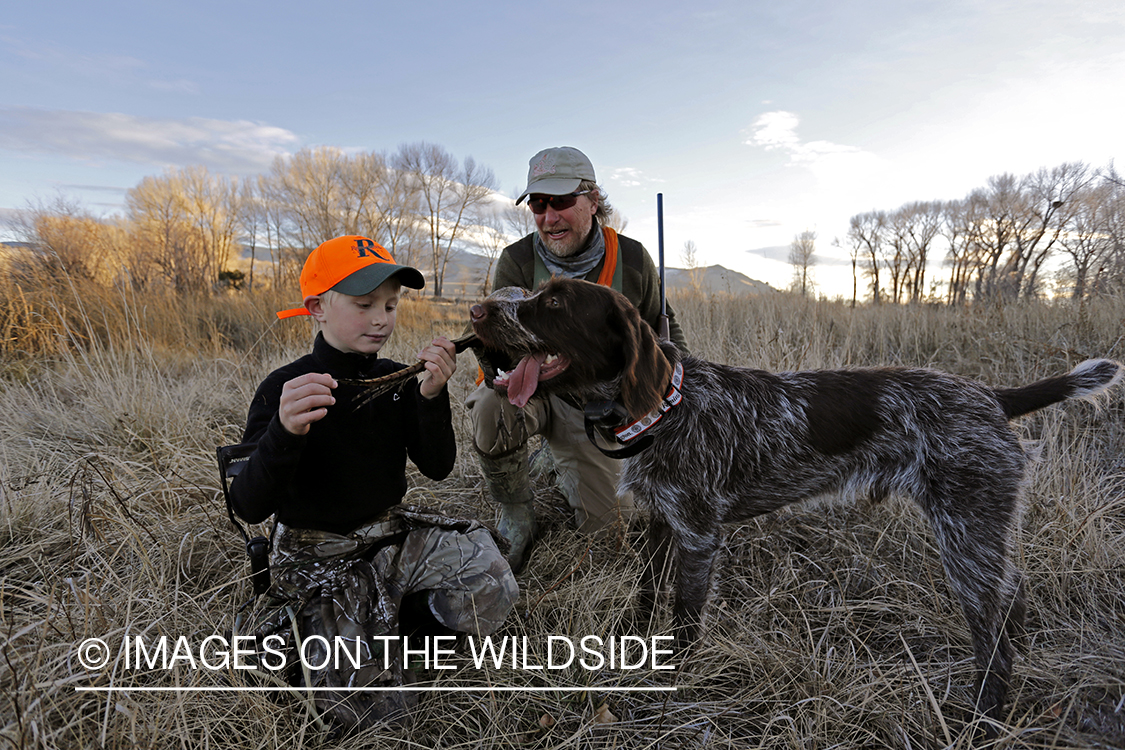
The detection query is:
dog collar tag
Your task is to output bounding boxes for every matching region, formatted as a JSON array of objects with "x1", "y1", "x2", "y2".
[{"x1": 613, "y1": 362, "x2": 684, "y2": 443}]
